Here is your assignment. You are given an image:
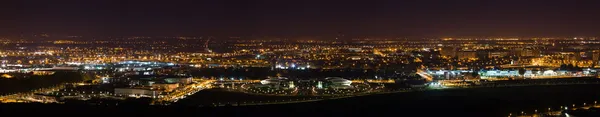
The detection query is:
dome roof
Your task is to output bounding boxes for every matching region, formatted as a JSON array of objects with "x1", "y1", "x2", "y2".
[
  {"x1": 260, "y1": 77, "x2": 288, "y2": 85},
  {"x1": 326, "y1": 77, "x2": 352, "y2": 85}
]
